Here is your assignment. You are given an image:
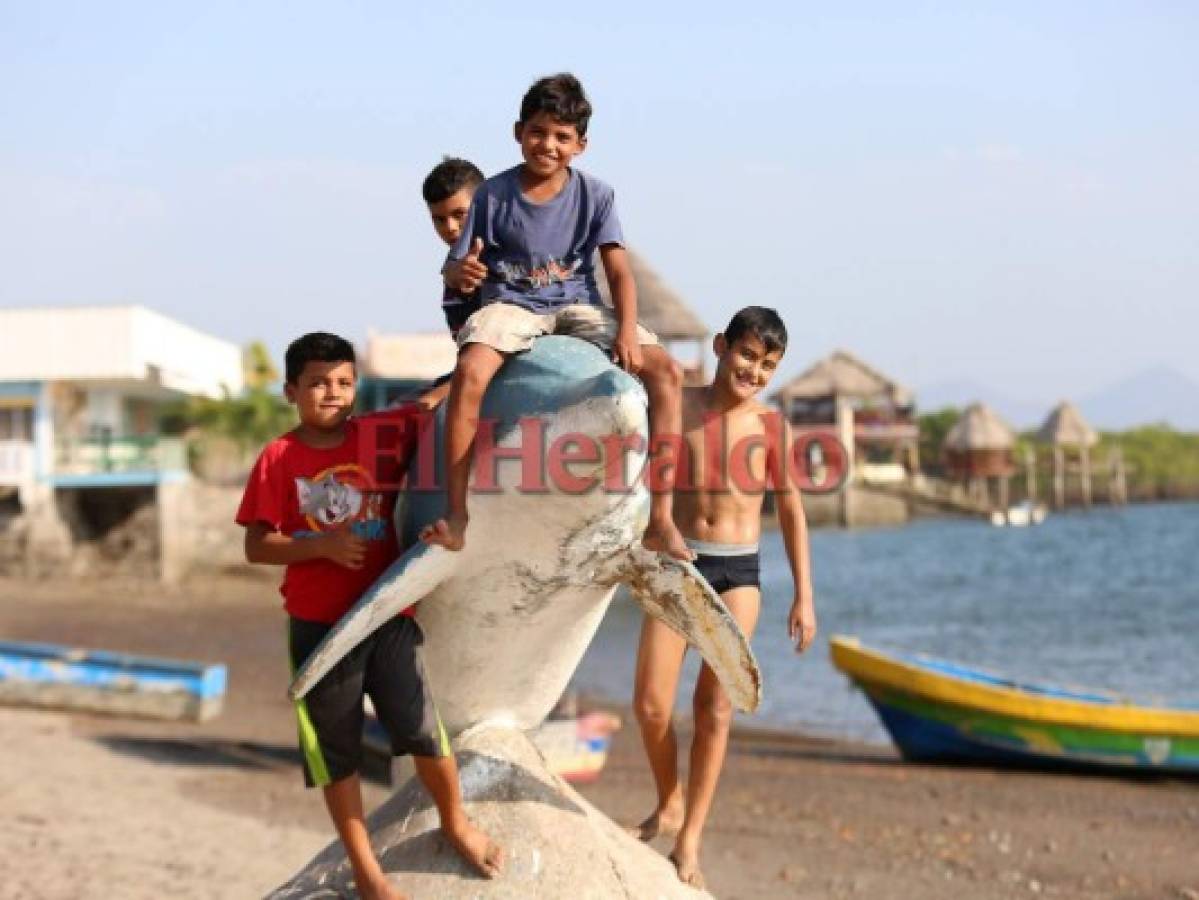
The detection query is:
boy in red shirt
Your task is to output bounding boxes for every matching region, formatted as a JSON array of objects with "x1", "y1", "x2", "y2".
[{"x1": 237, "y1": 332, "x2": 502, "y2": 900}]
